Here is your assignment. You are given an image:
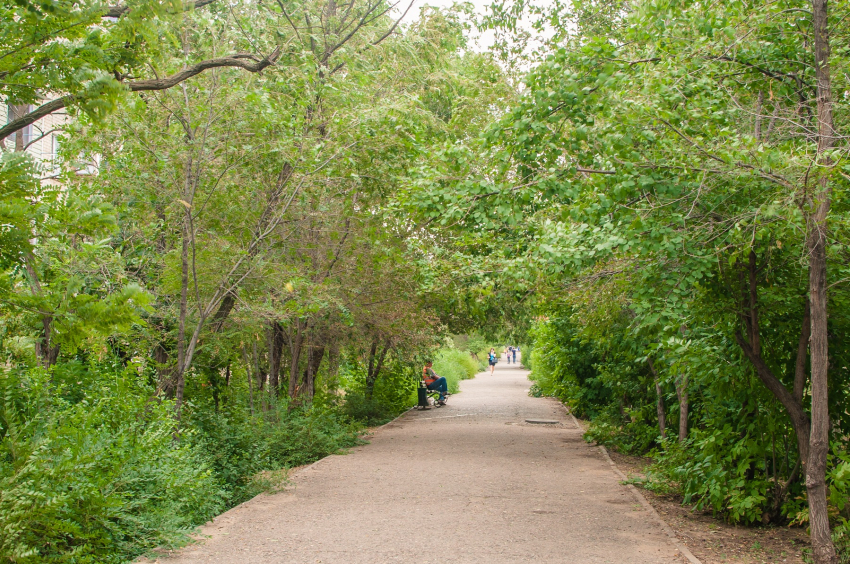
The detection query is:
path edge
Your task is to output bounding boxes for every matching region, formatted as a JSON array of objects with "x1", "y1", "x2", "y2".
[
  {"x1": 567, "y1": 411, "x2": 703, "y2": 564},
  {"x1": 295, "y1": 406, "x2": 414, "y2": 475}
]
